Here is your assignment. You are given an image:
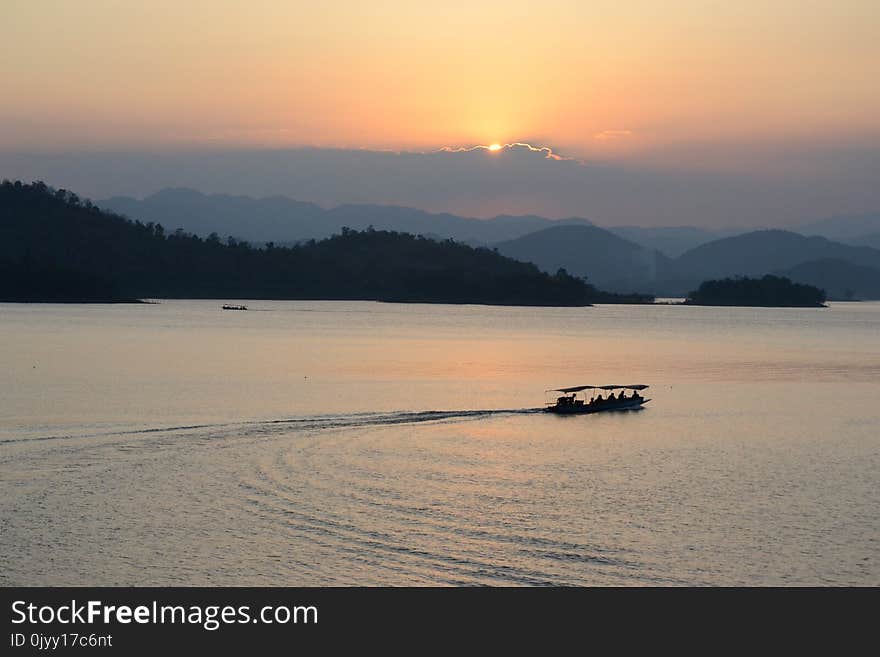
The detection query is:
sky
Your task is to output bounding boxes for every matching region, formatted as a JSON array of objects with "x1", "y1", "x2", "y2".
[{"x1": 2, "y1": 1, "x2": 879, "y2": 226}]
